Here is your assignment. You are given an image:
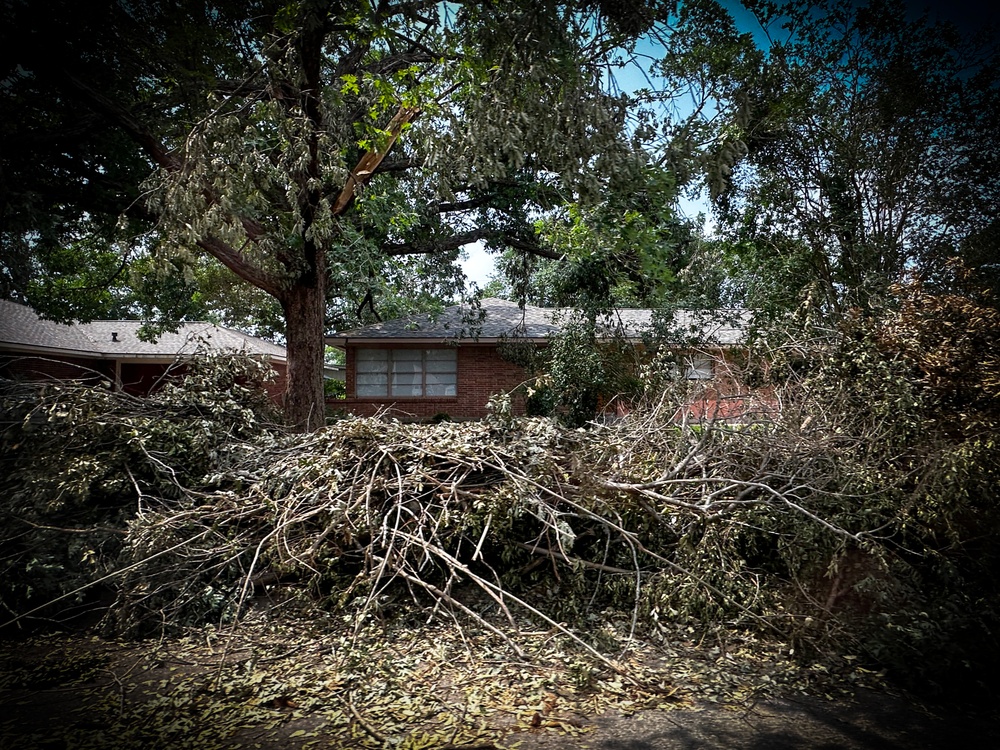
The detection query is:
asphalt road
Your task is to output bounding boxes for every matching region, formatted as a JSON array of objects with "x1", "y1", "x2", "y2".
[{"x1": 514, "y1": 690, "x2": 999, "y2": 750}]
